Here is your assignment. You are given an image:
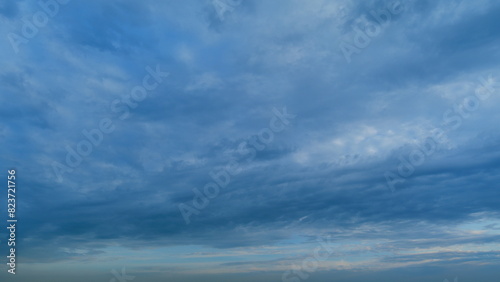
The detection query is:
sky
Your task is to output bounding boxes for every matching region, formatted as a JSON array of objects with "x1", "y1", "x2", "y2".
[{"x1": 0, "y1": 0, "x2": 500, "y2": 281}]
